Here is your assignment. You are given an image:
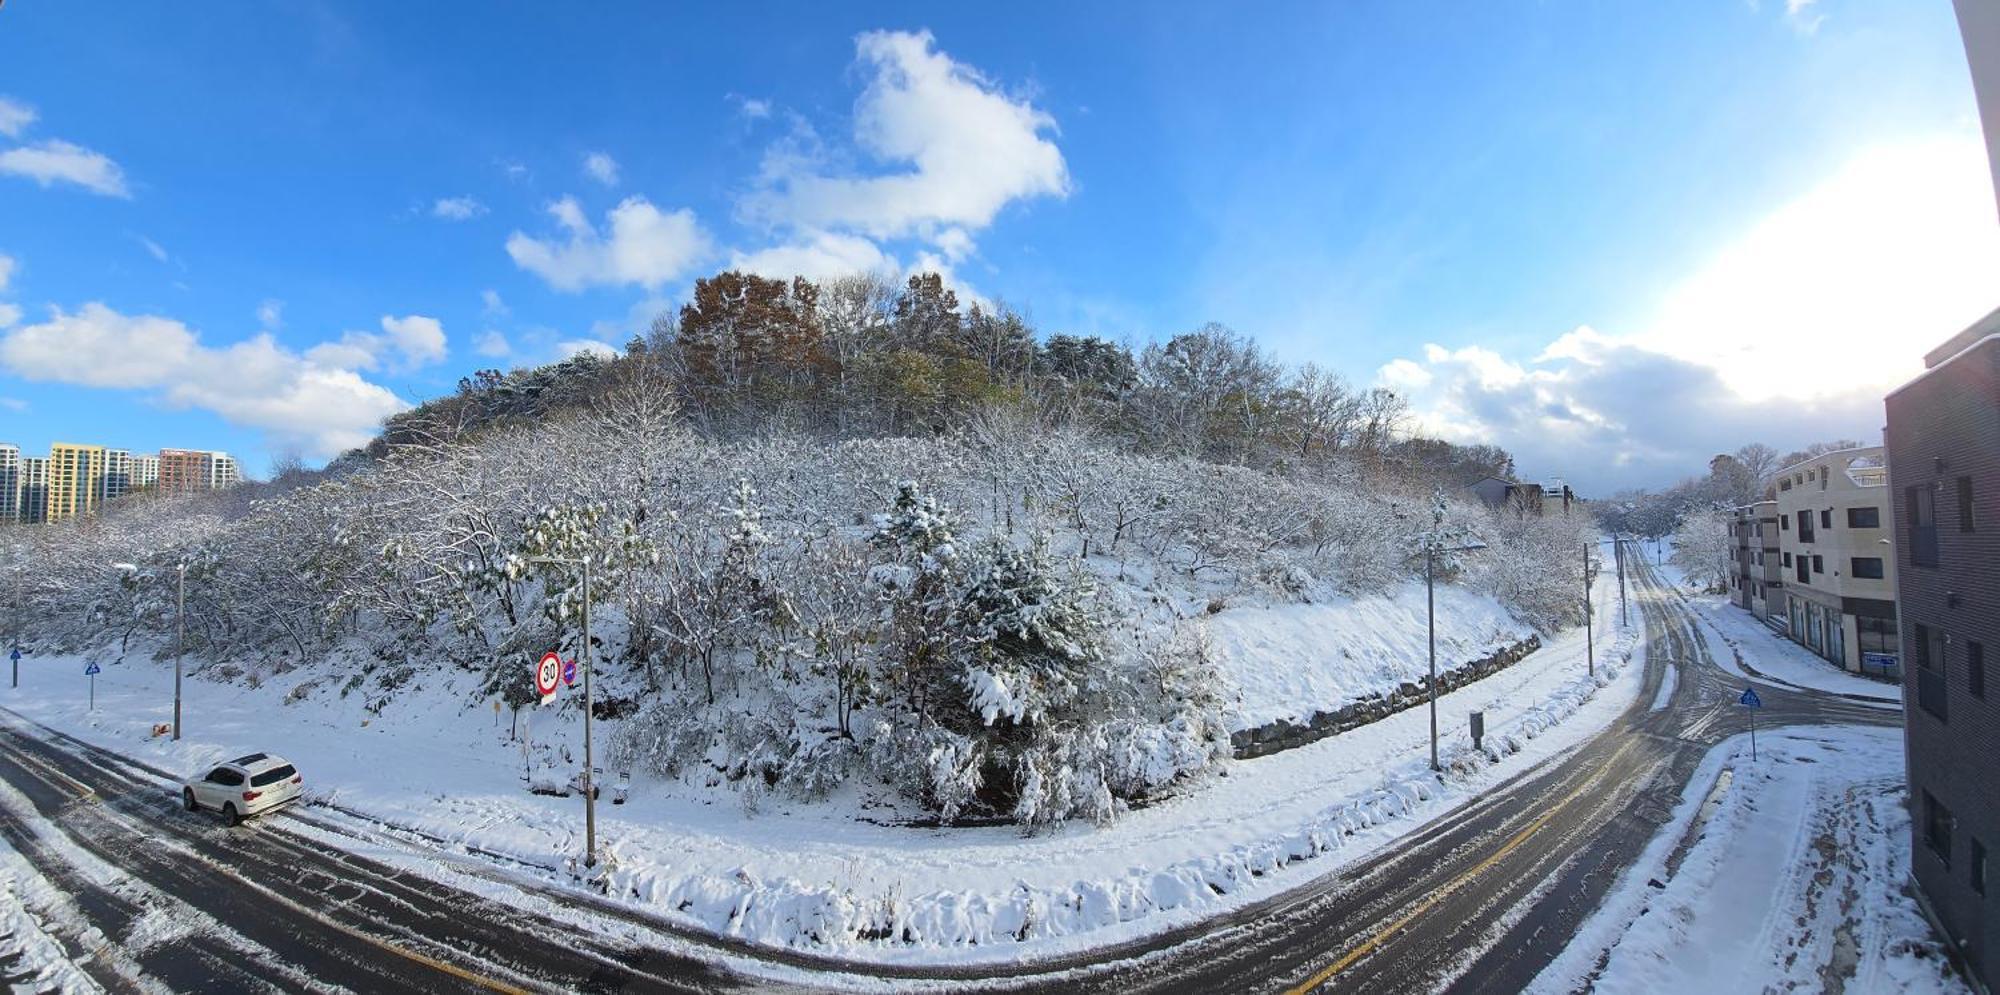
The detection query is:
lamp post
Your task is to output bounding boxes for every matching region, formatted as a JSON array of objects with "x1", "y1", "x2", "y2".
[
  {"x1": 1582, "y1": 544, "x2": 1596, "y2": 679},
  {"x1": 529, "y1": 554, "x2": 597, "y2": 869},
  {"x1": 1424, "y1": 538, "x2": 1489, "y2": 771},
  {"x1": 173, "y1": 561, "x2": 186, "y2": 741}
]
